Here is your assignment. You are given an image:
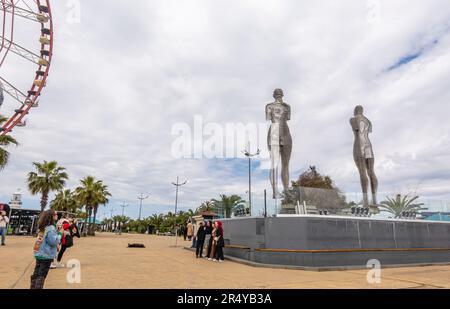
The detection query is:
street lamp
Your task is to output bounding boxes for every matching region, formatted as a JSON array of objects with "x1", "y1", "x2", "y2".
[
  {"x1": 172, "y1": 177, "x2": 187, "y2": 247},
  {"x1": 137, "y1": 193, "x2": 150, "y2": 221},
  {"x1": 243, "y1": 143, "x2": 260, "y2": 217},
  {"x1": 119, "y1": 202, "x2": 129, "y2": 235}
]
